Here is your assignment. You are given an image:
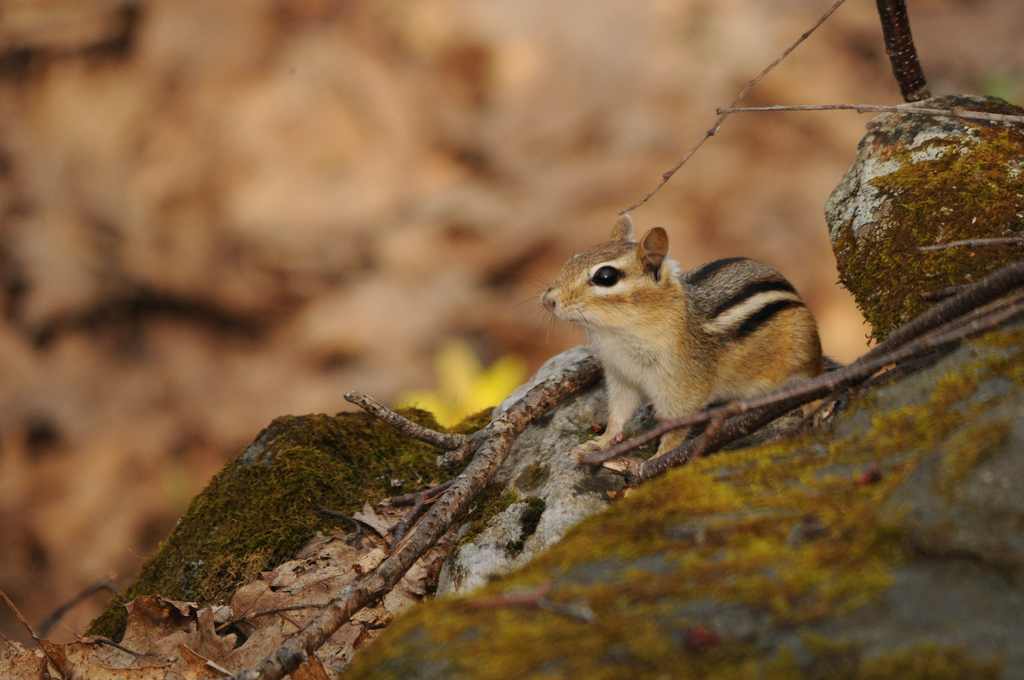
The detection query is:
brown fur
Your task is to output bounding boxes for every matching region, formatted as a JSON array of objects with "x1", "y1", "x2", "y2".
[{"x1": 541, "y1": 215, "x2": 824, "y2": 460}]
